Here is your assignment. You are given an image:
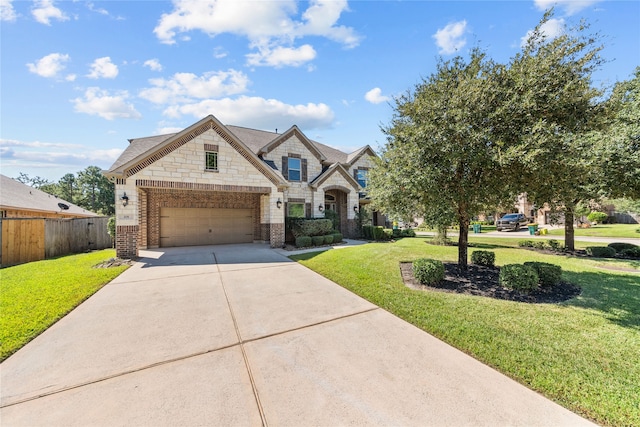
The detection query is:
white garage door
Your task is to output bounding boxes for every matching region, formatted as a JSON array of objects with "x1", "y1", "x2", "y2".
[{"x1": 160, "y1": 208, "x2": 254, "y2": 247}]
